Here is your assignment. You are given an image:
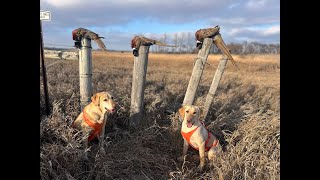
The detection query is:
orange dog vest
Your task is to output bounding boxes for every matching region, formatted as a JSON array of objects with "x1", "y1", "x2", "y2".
[
  {"x1": 83, "y1": 109, "x2": 103, "y2": 142},
  {"x1": 181, "y1": 126, "x2": 219, "y2": 151}
]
